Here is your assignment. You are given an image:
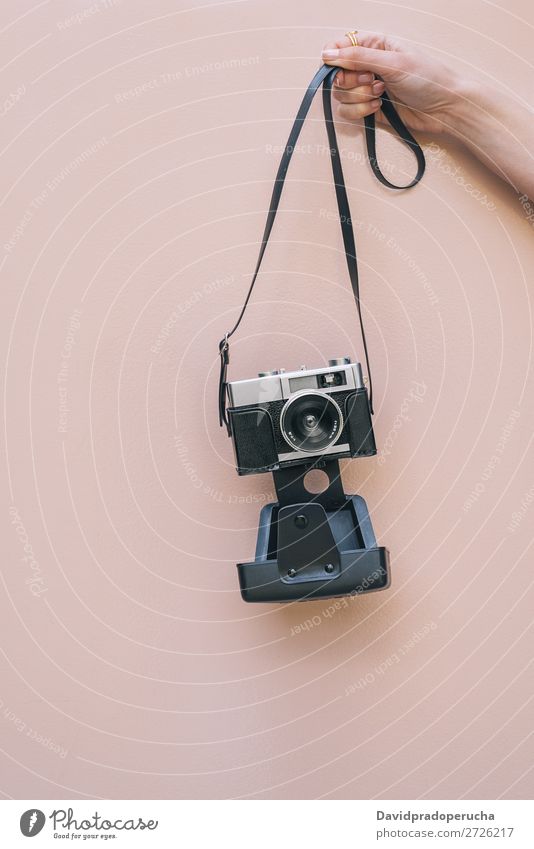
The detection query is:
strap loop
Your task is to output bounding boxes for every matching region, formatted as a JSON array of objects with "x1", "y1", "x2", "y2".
[{"x1": 218, "y1": 64, "x2": 425, "y2": 432}]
